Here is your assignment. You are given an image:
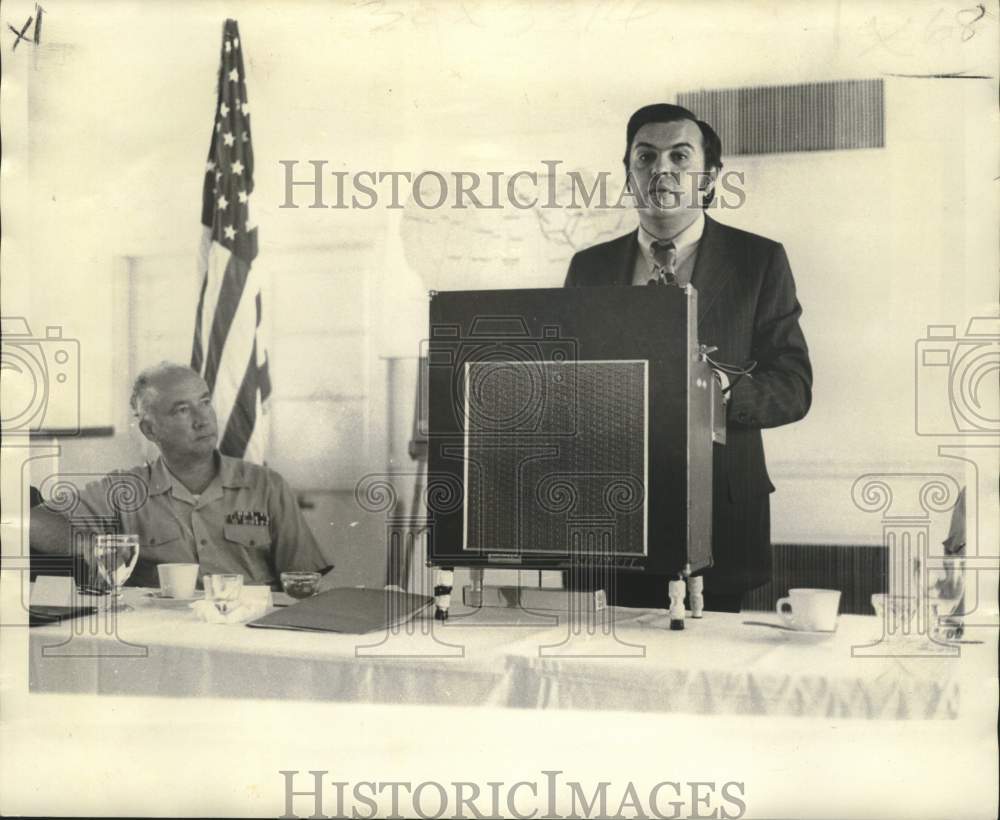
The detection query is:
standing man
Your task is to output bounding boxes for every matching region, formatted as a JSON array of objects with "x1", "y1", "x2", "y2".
[
  {"x1": 565, "y1": 103, "x2": 812, "y2": 611},
  {"x1": 30, "y1": 362, "x2": 333, "y2": 589}
]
